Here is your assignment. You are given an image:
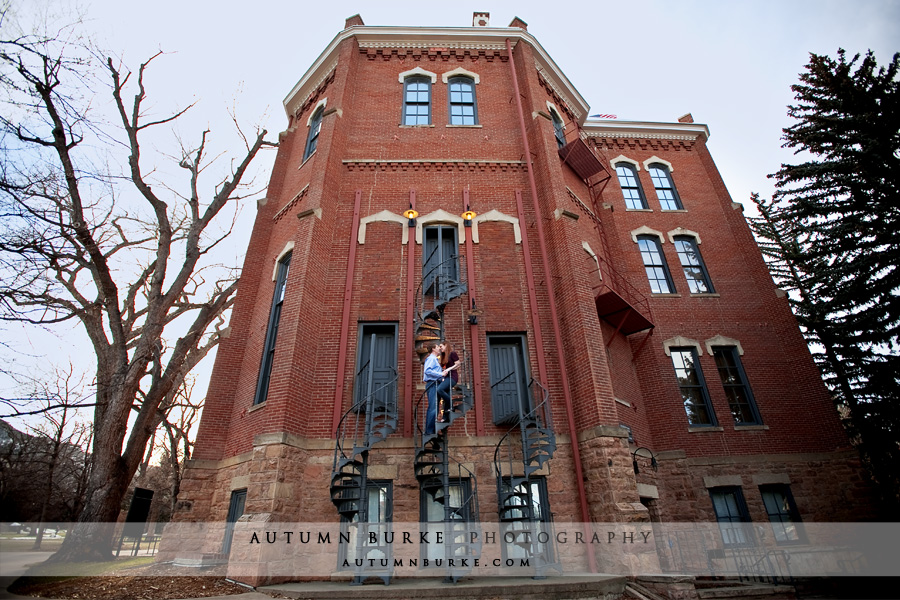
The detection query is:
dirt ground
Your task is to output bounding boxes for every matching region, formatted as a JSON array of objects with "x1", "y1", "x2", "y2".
[{"x1": 9, "y1": 562, "x2": 253, "y2": 600}]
